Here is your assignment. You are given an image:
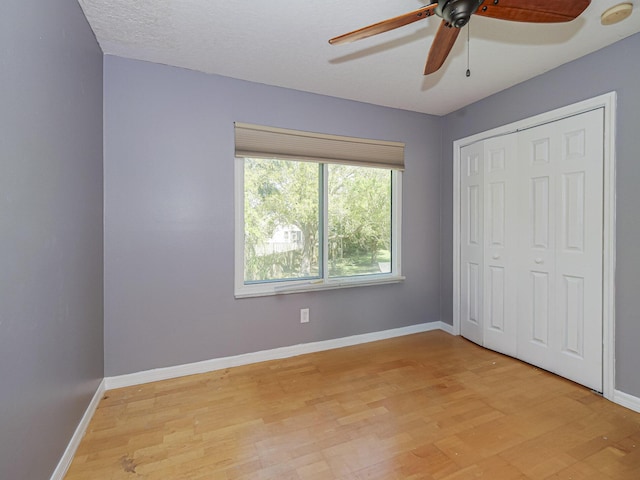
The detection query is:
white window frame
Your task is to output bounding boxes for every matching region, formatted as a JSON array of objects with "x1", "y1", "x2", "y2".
[{"x1": 234, "y1": 159, "x2": 404, "y2": 298}]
